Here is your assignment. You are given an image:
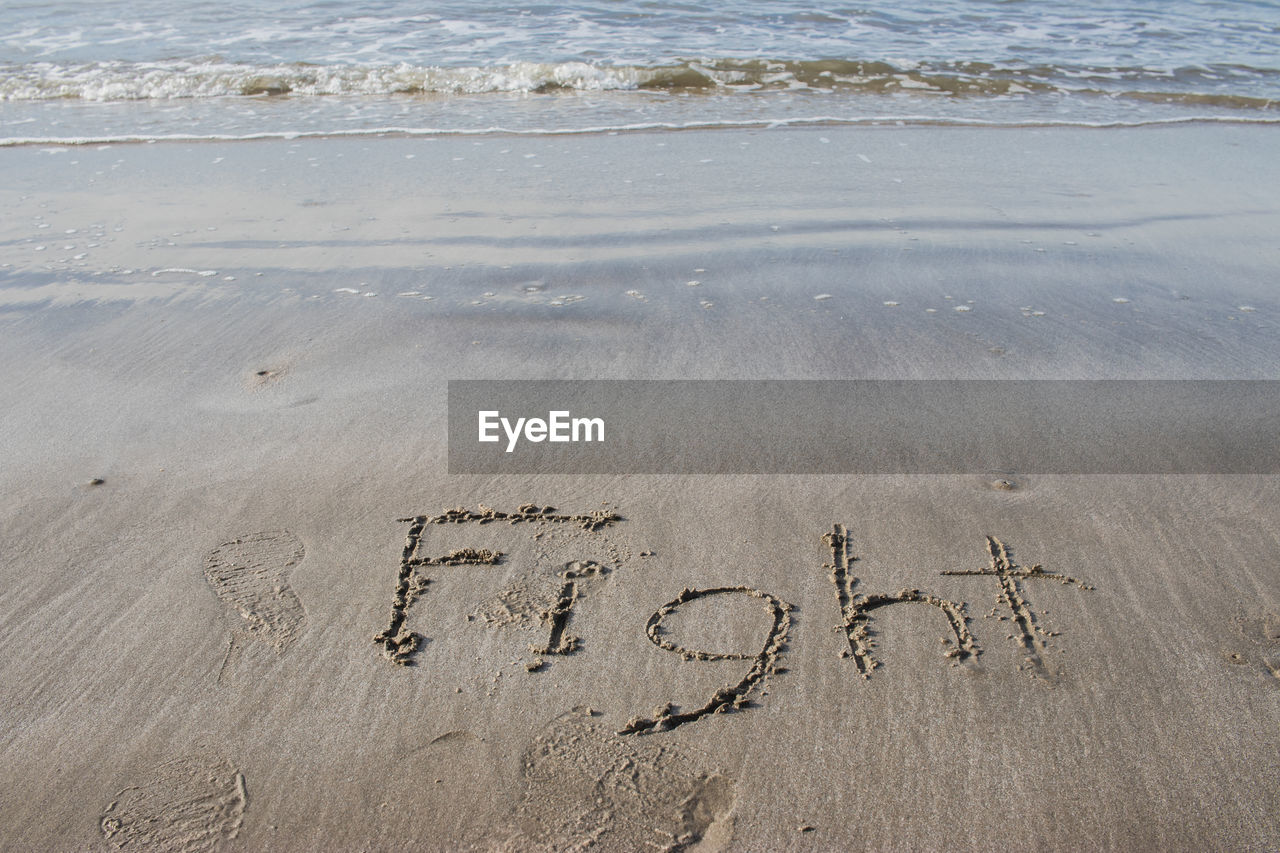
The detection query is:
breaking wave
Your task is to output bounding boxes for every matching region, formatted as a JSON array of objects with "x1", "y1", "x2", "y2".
[{"x1": 2, "y1": 58, "x2": 1277, "y2": 112}]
